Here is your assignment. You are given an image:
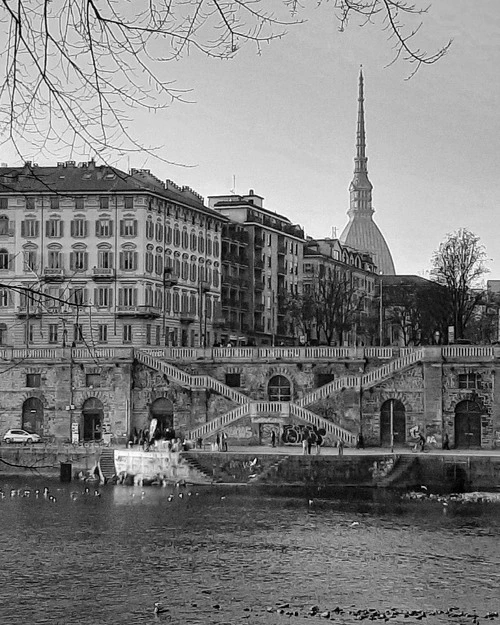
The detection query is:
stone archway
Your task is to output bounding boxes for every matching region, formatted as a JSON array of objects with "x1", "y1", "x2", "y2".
[
  {"x1": 455, "y1": 400, "x2": 482, "y2": 448},
  {"x1": 380, "y1": 399, "x2": 406, "y2": 446},
  {"x1": 22, "y1": 397, "x2": 44, "y2": 434},
  {"x1": 82, "y1": 397, "x2": 104, "y2": 442},
  {"x1": 267, "y1": 375, "x2": 291, "y2": 402},
  {"x1": 149, "y1": 397, "x2": 174, "y2": 433}
]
